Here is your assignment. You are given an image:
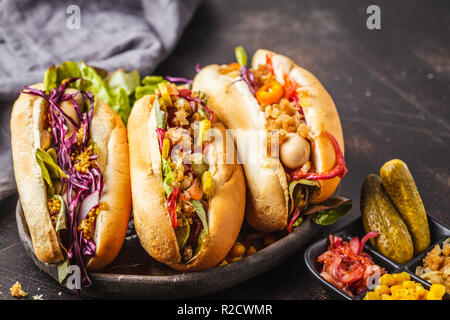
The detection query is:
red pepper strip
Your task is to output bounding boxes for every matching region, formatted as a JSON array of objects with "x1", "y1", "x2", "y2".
[
  {"x1": 155, "y1": 128, "x2": 166, "y2": 153},
  {"x1": 167, "y1": 186, "x2": 179, "y2": 229},
  {"x1": 265, "y1": 54, "x2": 274, "y2": 73},
  {"x1": 287, "y1": 207, "x2": 300, "y2": 233},
  {"x1": 287, "y1": 131, "x2": 347, "y2": 181},
  {"x1": 283, "y1": 74, "x2": 297, "y2": 100},
  {"x1": 178, "y1": 88, "x2": 192, "y2": 96}
]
